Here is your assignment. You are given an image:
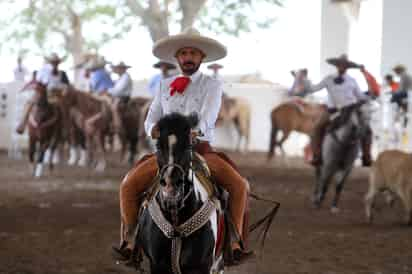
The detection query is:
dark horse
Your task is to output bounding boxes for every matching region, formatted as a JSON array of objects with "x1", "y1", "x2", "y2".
[
  {"x1": 117, "y1": 97, "x2": 151, "y2": 165},
  {"x1": 28, "y1": 83, "x2": 61, "y2": 177},
  {"x1": 136, "y1": 113, "x2": 224, "y2": 274},
  {"x1": 313, "y1": 102, "x2": 371, "y2": 212}
]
